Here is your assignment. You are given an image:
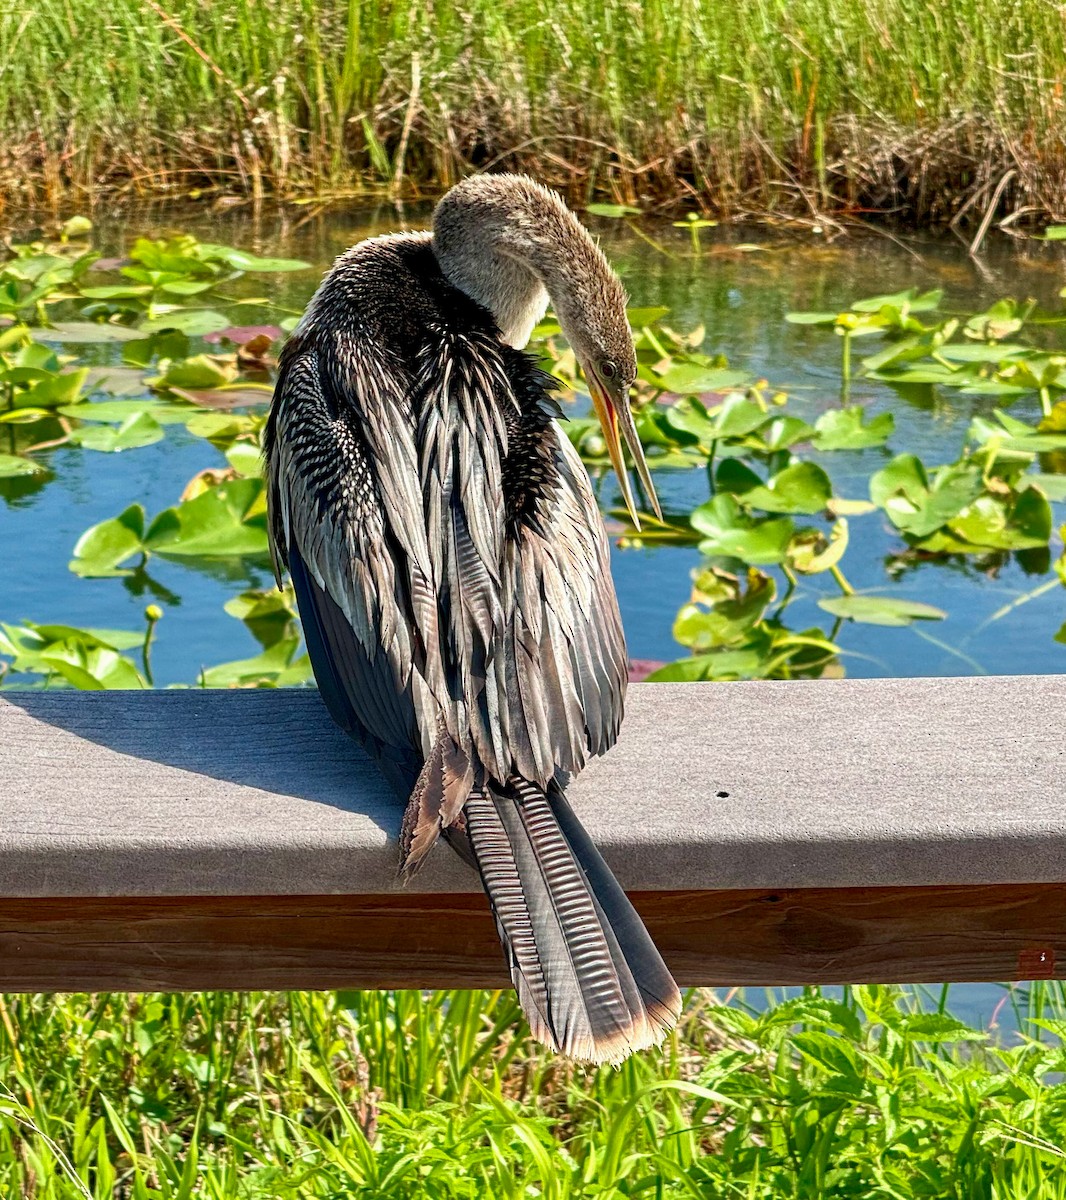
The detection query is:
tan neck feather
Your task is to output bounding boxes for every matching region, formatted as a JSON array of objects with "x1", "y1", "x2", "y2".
[{"x1": 432, "y1": 174, "x2": 611, "y2": 350}]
